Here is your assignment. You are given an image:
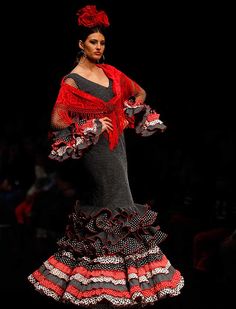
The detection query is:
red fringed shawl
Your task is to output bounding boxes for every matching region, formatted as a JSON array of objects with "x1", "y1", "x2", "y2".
[{"x1": 51, "y1": 64, "x2": 143, "y2": 149}]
